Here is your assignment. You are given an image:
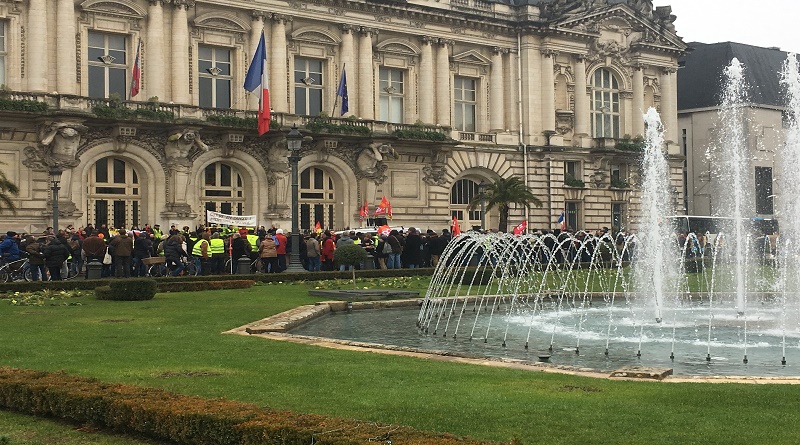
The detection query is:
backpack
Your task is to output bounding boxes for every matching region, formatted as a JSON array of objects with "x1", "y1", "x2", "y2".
[
  {"x1": 382, "y1": 241, "x2": 393, "y2": 254},
  {"x1": 68, "y1": 239, "x2": 80, "y2": 252}
]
